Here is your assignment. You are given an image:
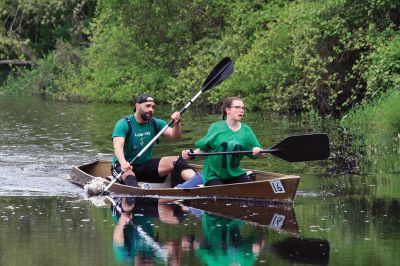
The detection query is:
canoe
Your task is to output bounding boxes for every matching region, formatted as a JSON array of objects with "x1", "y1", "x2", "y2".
[
  {"x1": 67, "y1": 160, "x2": 300, "y2": 204},
  {"x1": 180, "y1": 199, "x2": 299, "y2": 234}
]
